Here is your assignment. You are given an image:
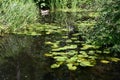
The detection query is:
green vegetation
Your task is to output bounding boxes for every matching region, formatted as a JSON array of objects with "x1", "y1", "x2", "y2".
[
  {"x1": 0, "y1": 0, "x2": 38, "y2": 33},
  {"x1": 89, "y1": 0, "x2": 120, "y2": 53},
  {"x1": 44, "y1": 0, "x2": 120, "y2": 70},
  {"x1": 0, "y1": 0, "x2": 120, "y2": 80}
]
